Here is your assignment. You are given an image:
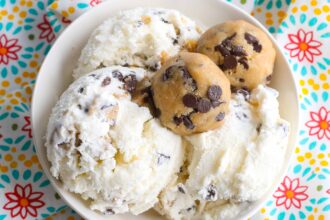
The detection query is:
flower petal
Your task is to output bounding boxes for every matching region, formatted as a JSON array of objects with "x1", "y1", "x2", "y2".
[
  {"x1": 317, "y1": 129, "x2": 325, "y2": 139},
  {"x1": 15, "y1": 184, "x2": 24, "y2": 197},
  {"x1": 298, "y1": 50, "x2": 305, "y2": 61},
  {"x1": 304, "y1": 31, "x2": 313, "y2": 43},
  {"x1": 295, "y1": 185, "x2": 308, "y2": 193},
  {"x1": 3, "y1": 201, "x2": 19, "y2": 209},
  {"x1": 5, "y1": 192, "x2": 20, "y2": 201},
  {"x1": 310, "y1": 112, "x2": 321, "y2": 121},
  {"x1": 11, "y1": 206, "x2": 22, "y2": 217},
  {"x1": 308, "y1": 40, "x2": 322, "y2": 47},
  {"x1": 285, "y1": 198, "x2": 292, "y2": 209},
  {"x1": 20, "y1": 207, "x2": 28, "y2": 219},
  {"x1": 295, "y1": 193, "x2": 308, "y2": 200},
  {"x1": 290, "y1": 48, "x2": 301, "y2": 57},
  {"x1": 288, "y1": 34, "x2": 300, "y2": 44},
  {"x1": 308, "y1": 47, "x2": 322, "y2": 56},
  {"x1": 291, "y1": 198, "x2": 302, "y2": 208},
  {"x1": 309, "y1": 126, "x2": 321, "y2": 136},
  {"x1": 324, "y1": 129, "x2": 330, "y2": 140},
  {"x1": 6, "y1": 38, "x2": 18, "y2": 47},
  {"x1": 24, "y1": 184, "x2": 32, "y2": 198},
  {"x1": 298, "y1": 29, "x2": 306, "y2": 42},
  {"x1": 285, "y1": 43, "x2": 299, "y2": 50},
  {"x1": 291, "y1": 178, "x2": 299, "y2": 191},
  {"x1": 7, "y1": 45, "x2": 21, "y2": 53},
  {"x1": 319, "y1": 107, "x2": 328, "y2": 120},
  {"x1": 0, "y1": 34, "x2": 8, "y2": 47},
  {"x1": 283, "y1": 176, "x2": 292, "y2": 189},
  {"x1": 26, "y1": 206, "x2": 38, "y2": 217},
  {"x1": 29, "y1": 200, "x2": 45, "y2": 208},
  {"x1": 2, "y1": 54, "x2": 9, "y2": 64},
  {"x1": 276, "y1": 196, "x2": 287, "y2": 206},
  {"x1": 304, "y1": 51, "x2": 314, "y2": 63},
  {"x1": 305, "y1": 120, "x2": 320, "y2": 128},
  {"x1": 29, "y1": 192, "x2": 43, "y2": 200},
  {"x1": 6, "y1": 52, "x2": 18, "y2": 60},
  {"x1": 273, "y1": 190, "x2": 286, "y2": 198}
]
